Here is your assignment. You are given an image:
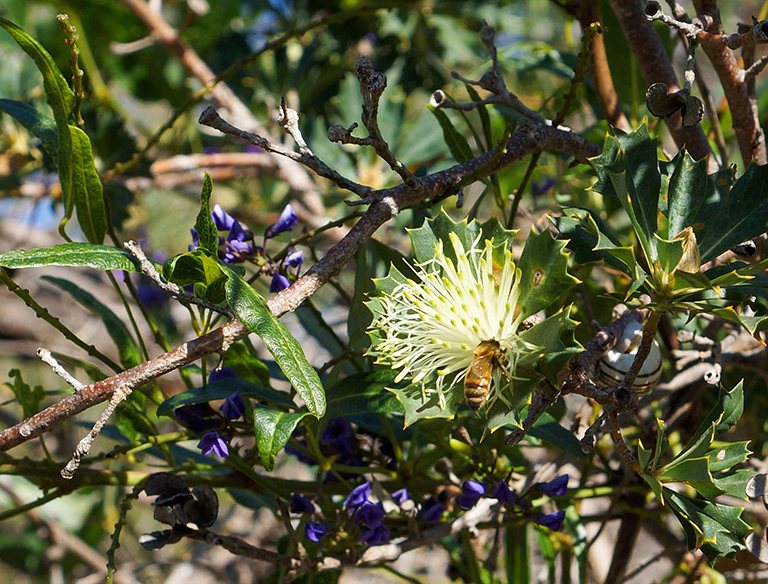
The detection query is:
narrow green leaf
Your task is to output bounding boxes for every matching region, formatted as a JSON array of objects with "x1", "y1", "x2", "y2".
[
  {"x1": 223, "y1": 267, "x2": 325, "y2": 418},
  {"x1": 0, "y1": 99, "x2": 58, "y2": 161},
  {"x1": 528, "y1": 412, "x2": 586, "y2": 460},
  {"x1": 427, "y1": 105, "x2": 474, "y2": 163},
  {"x1": 195, "y1": 173, "x2": 218, "y2": 255},
  {"x1": 465, "y1": 84, "x2": 493, "y2": 149},
  {"x1": 42, "y1": 276, "x2": 141, "y2": 369},
  {"x1": 157, "y1": 377, "x2": 294, "y2": 417},
  {"x1": 222, "y1": 340, "x2": 271, "y2": 387},
  {"x1": 0, "y1": 243, "x2": 140, "y2": 271},
  {"x1": 5, "y1": 369, "x2": 45, "y2": 419},
  {"x1": 253, "y1": 407, "x2": 309, "y2": 471},
  {"x1": 325, "y1": 370, "x2": 405, "y2": 417},
  {"x1": 69, "y1": 126, "x2": 108, "y2": 244},
  {"x1": 505, "y1": 523, "x2": 530, "y2": 584}
]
